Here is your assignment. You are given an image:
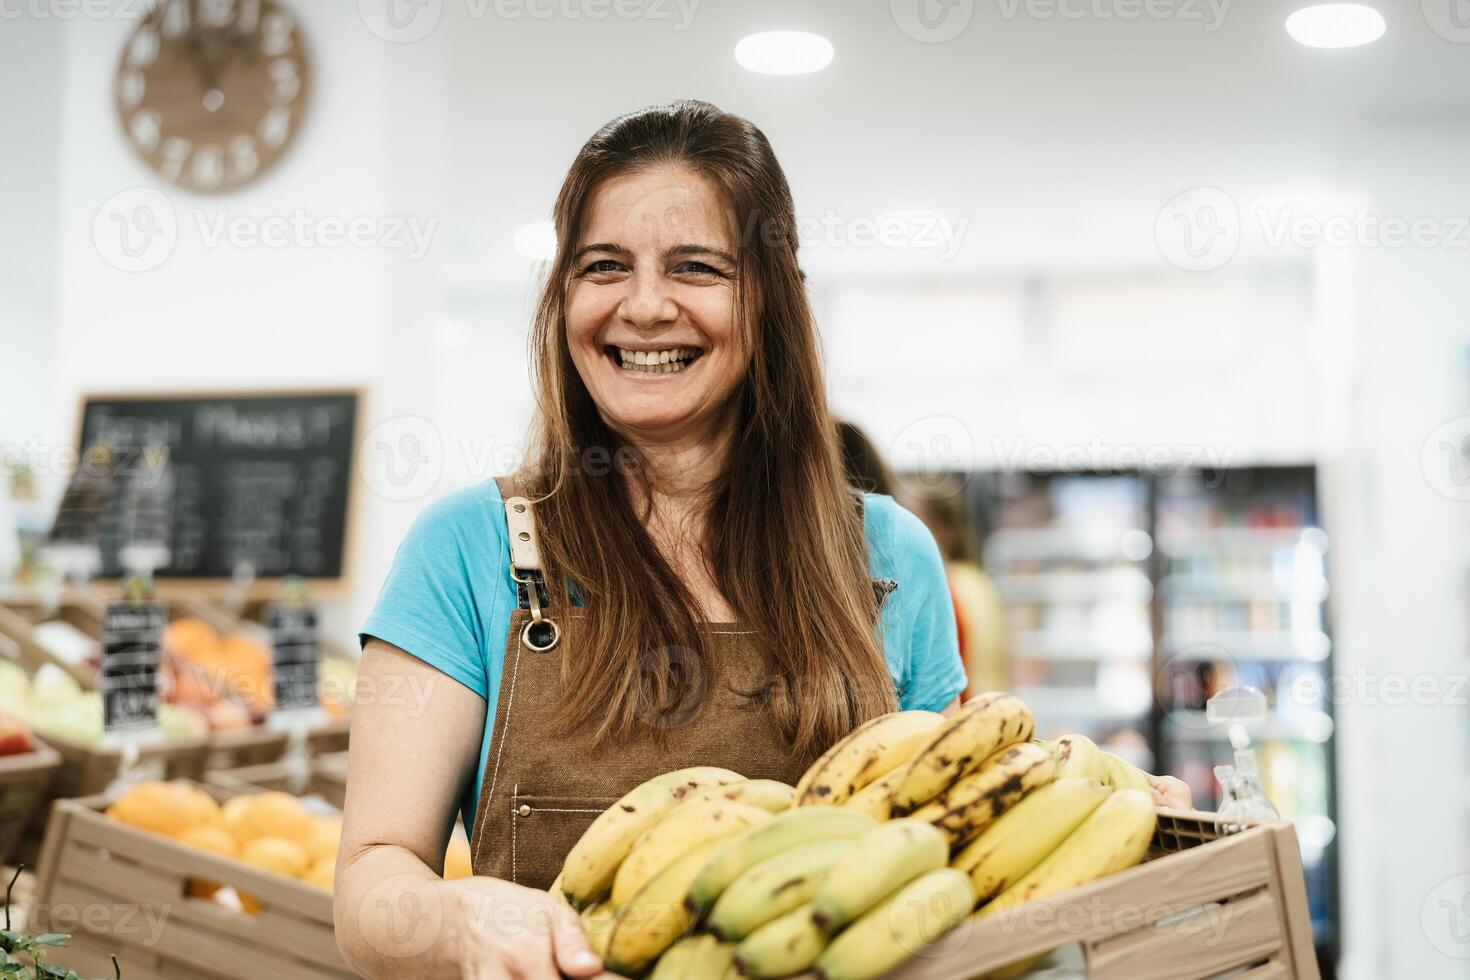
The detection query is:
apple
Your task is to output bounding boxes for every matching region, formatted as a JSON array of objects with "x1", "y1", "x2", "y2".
[{"x1": 0, "y1": 712, "x2": 33, "y2": 757}]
